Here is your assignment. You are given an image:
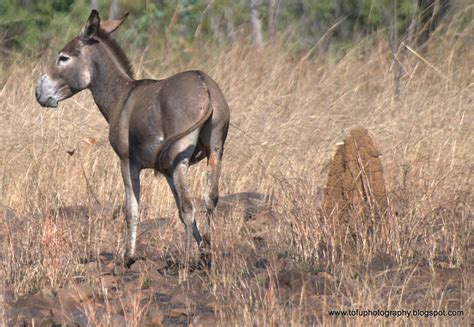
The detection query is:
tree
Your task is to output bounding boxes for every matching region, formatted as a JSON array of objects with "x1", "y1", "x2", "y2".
[
  {"x1": 381, "y1": 0, "x2": 404, "y2": 99},
  {"x1": 416, "y1": 0, "x2": 450, "y2": 48},
  {"x1": 249, "y1": 0, "x2": 263, "y2": 49},
  {"x1": 108, "y1": 0, "x2": 119, "y2": 19},
  {"x1": 20, "y1": 0, "x2": 32, "y2": 8},
  {"x1": 268, "y1": 0, "x2": 280, "y2": 39}
]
